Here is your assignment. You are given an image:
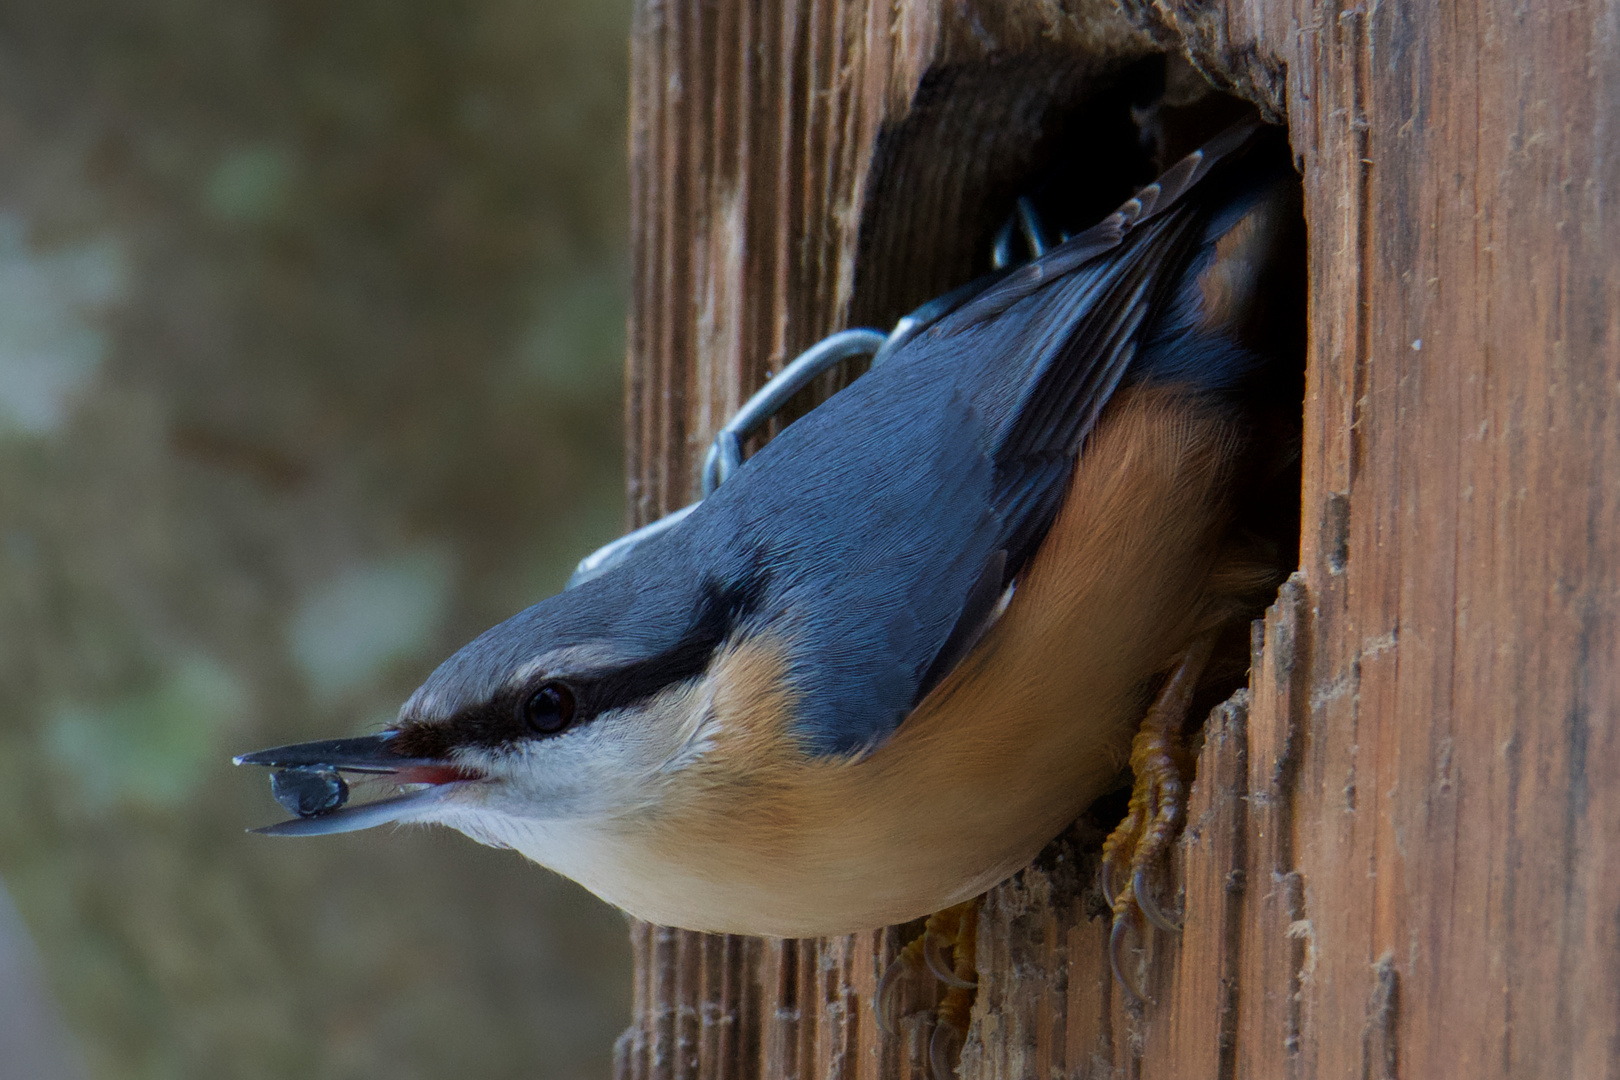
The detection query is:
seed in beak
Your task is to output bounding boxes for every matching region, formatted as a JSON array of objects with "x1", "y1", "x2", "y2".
[{"x1": 270, "y1": 766, "x2": 350, "y2": 818}]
